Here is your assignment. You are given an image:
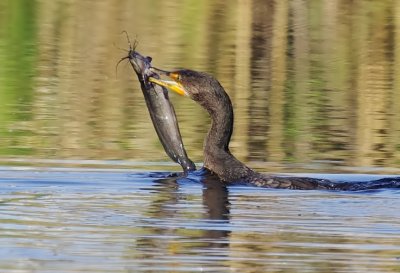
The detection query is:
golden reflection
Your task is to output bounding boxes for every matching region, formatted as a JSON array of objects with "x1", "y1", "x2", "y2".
[
  {"x1": 231, "y1": 0, "x2": 251, "y2": 162},
  {"x1": 268, "y1": 0, "x2": 288, "y2": 162},
  {"x1": 0, "y1": 0, "x2": 400, "y2": 172}
]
